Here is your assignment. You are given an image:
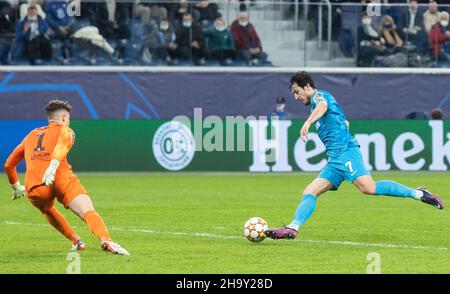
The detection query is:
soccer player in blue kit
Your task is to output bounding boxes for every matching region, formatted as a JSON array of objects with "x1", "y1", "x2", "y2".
[{"x1": 265, "y1": 71, "x2": 445, "y2": 240}]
